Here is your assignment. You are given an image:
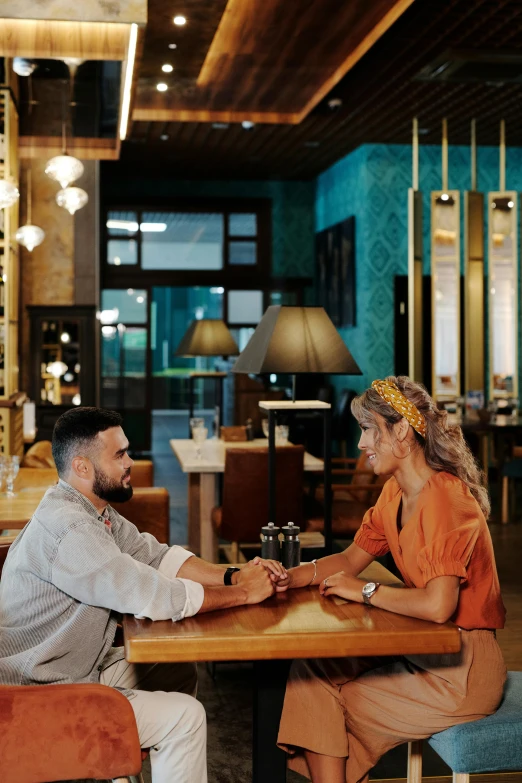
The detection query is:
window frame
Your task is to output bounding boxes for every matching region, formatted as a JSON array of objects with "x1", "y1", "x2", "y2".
[{"x1": 102, "y1": 198, "x2": 271, "y2": 288}]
